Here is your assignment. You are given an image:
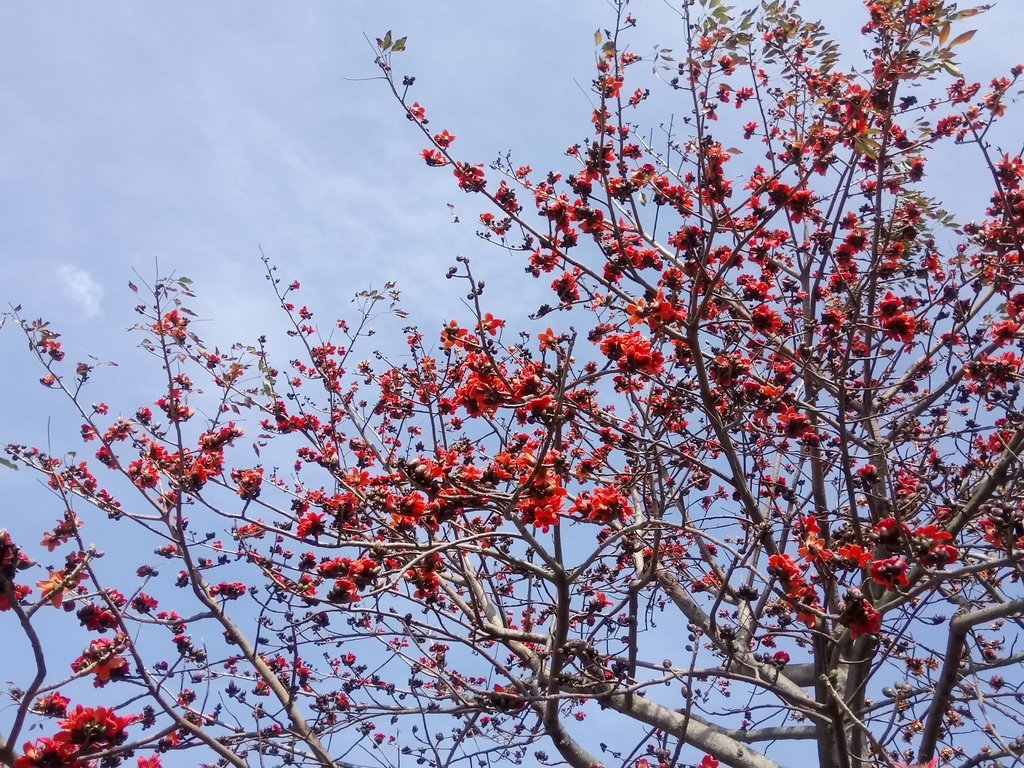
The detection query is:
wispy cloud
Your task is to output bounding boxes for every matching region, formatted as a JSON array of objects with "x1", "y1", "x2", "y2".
[{"x1": 57, "y1": 264, "x2": 104, "y2": 318}]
